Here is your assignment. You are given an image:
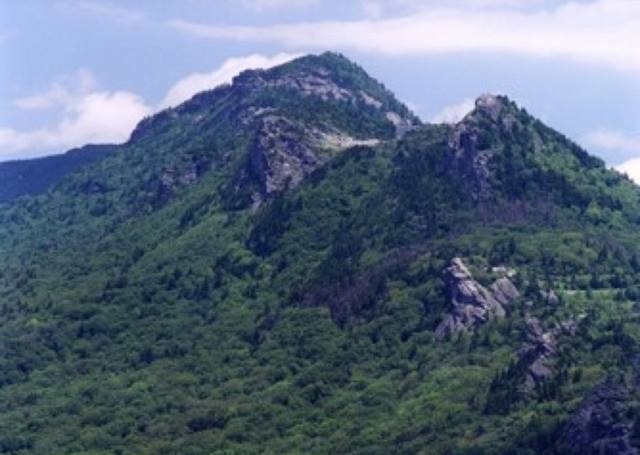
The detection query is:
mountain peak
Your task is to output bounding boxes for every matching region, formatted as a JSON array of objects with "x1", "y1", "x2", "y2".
[
  {"x1": 130, "y1": 52, "x2": 419, "y2": 145},
  {"x1": 457, "y1": 94, "x2": 516, "y2": 125},
  {"x1": 4, "y1": 52, "x2": 640, "y2": 455},
  {"x1": 474, "y1": 94, "x2": 510, "y2": 120},
  {"x1": 231, "y1": 52, "x2": 418, "y2": 119}
]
